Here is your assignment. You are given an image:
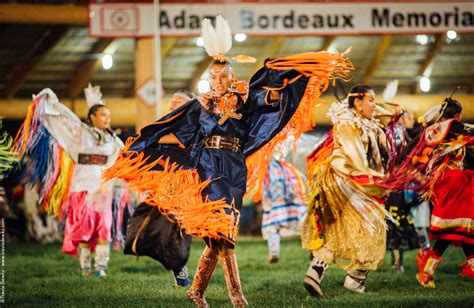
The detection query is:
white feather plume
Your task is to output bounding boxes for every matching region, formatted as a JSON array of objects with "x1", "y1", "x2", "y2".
[
  {"x1": 201, "y1": 15, "x2": 232, "y2": 57},
  {"x1": 383, "y1": 79, "x2": 399, "y2": 103},
  {"x1": 421, "y1": 104, "x2": 442, "y2": 124},
  {"x1": 84, "y1": 83, "x2": 104, "y2": 108}
]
